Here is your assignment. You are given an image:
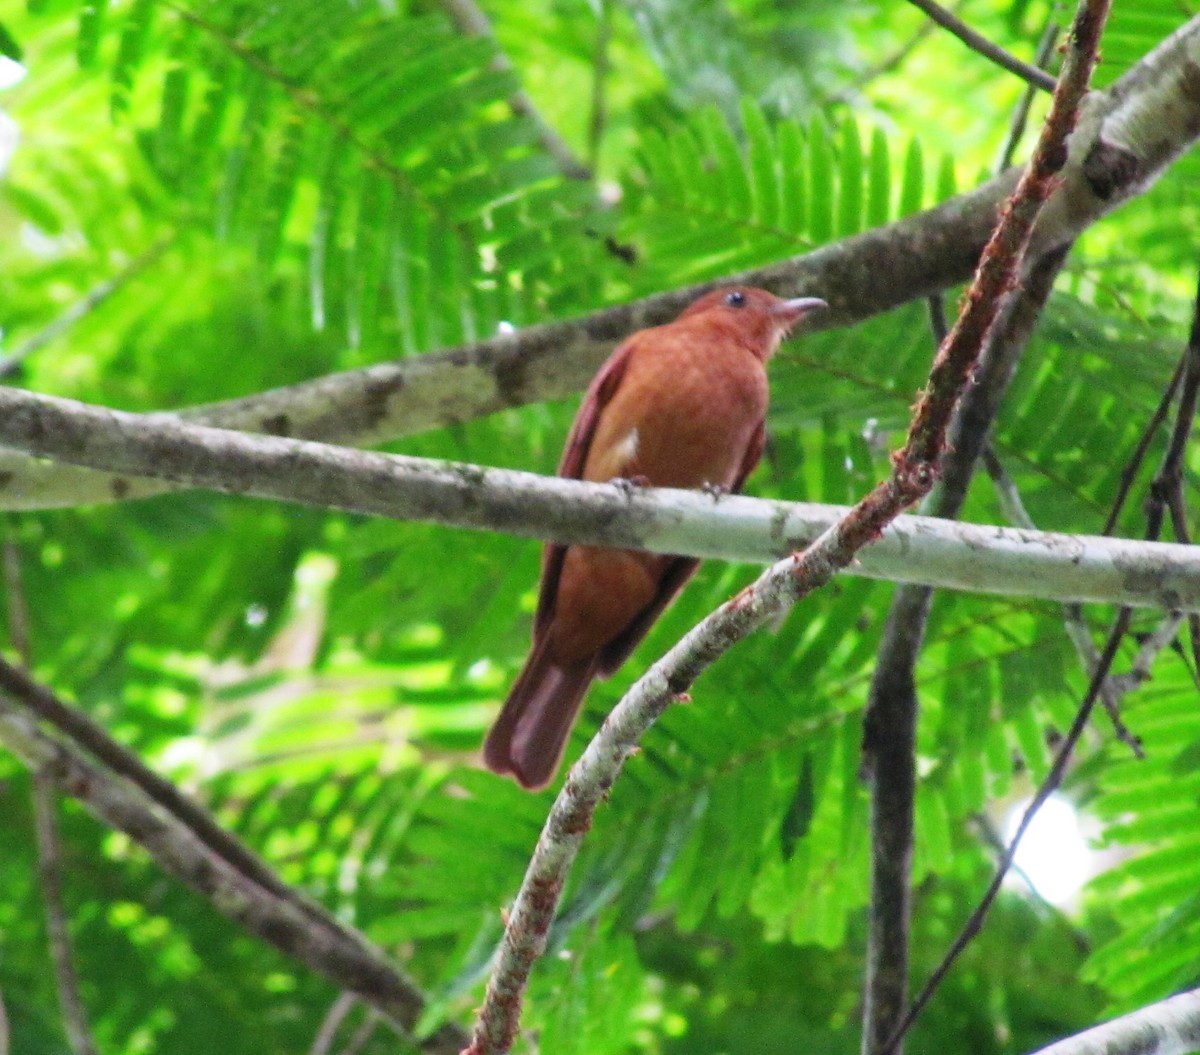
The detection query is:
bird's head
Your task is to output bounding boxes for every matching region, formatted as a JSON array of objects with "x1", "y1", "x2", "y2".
[{"x1": 679, "y1": 286, "x2": 827, "y2": 360}]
